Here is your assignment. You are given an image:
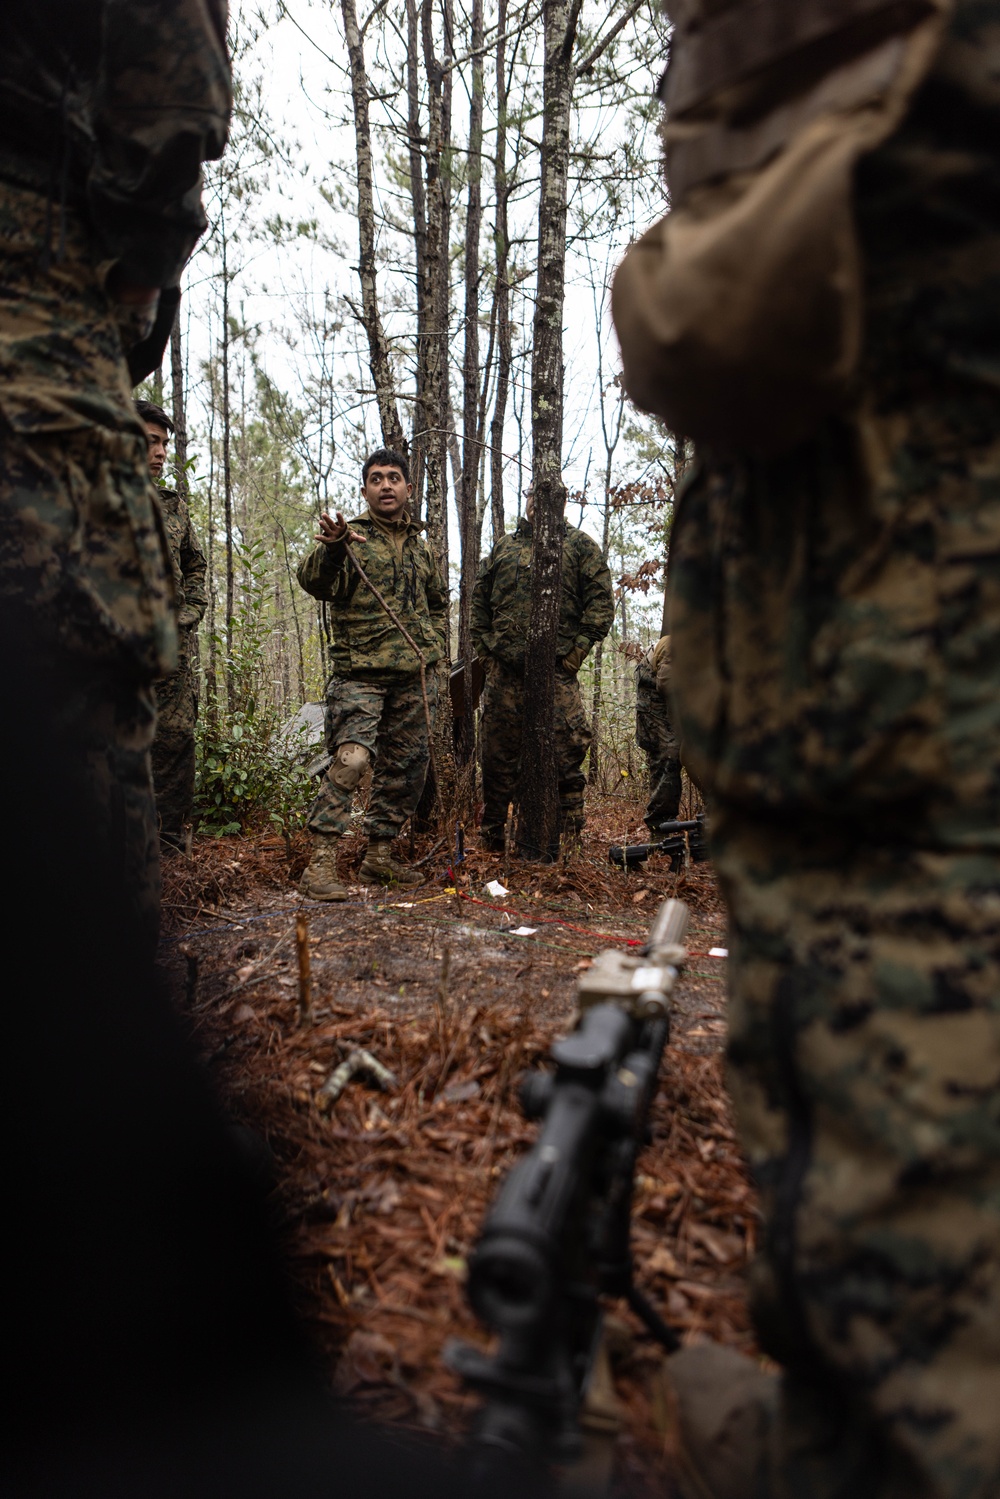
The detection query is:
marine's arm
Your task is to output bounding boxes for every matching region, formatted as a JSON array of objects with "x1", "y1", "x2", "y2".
[
  {"x1": 562, "y1": 535, "x2": 614, "y2": 672},
  {"x1": 425, "y1": 548, "x2": 449, "y2": 658},
  {"x1": 178, "y1": 511, "x2": 208, "y2": 628},
  {"x1": 470, "y1": 550, "x2": 496, "y2": 660},
  {"x1": 296, "y1": 511, "x2": 363, "y2": 601}
]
